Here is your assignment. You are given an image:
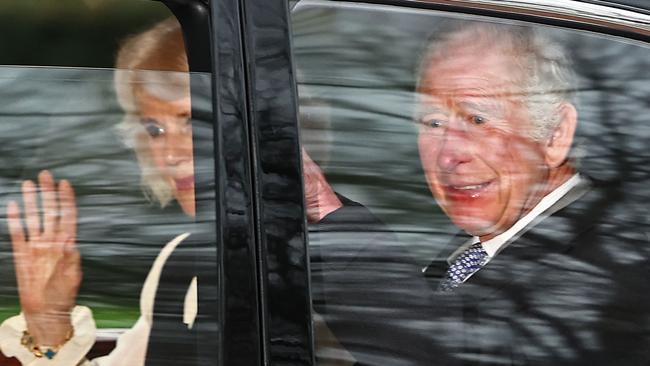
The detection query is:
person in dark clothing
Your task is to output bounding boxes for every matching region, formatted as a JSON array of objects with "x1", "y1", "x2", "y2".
[{"x1": 416, "y1": 22, "x2": 650, "y2": 365}]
